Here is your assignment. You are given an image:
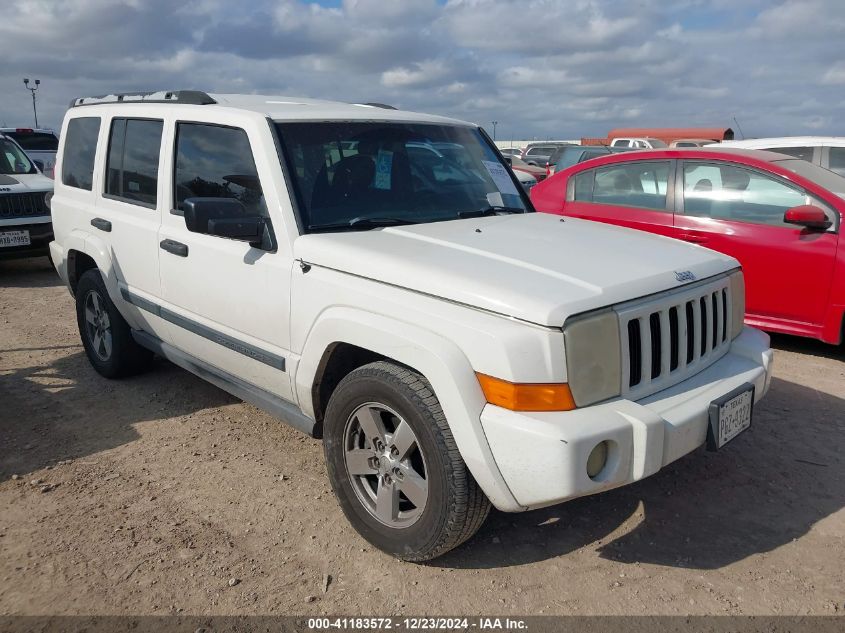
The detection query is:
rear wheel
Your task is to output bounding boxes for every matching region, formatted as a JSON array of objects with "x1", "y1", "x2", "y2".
[
  {"x1": 75, "y1": 269, "x2": 152, "y2": 378},
  {"x1": 323, "y1": 361, "x2": 490, "y2": 561}
]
